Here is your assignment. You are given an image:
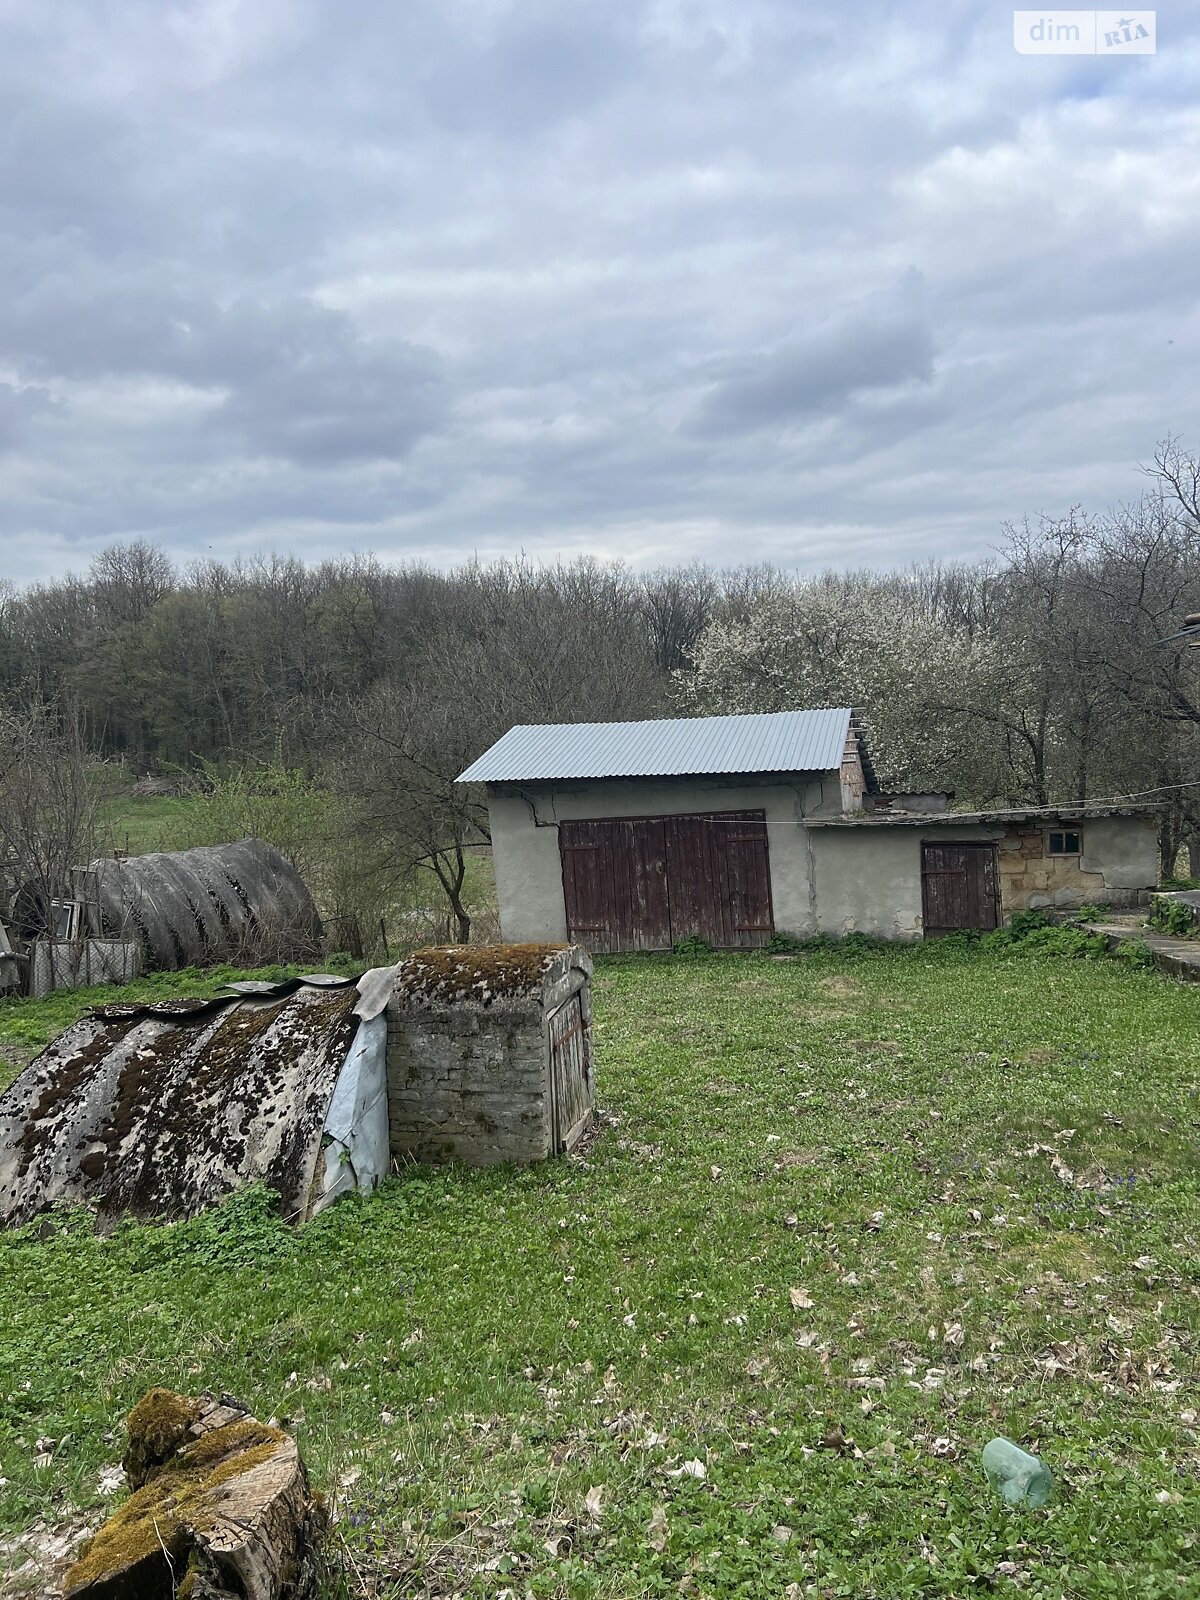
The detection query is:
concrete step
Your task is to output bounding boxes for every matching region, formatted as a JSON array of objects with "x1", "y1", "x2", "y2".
[{"x1": 1091, "y1": 922, "x2": 1200, "y2": 982}]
